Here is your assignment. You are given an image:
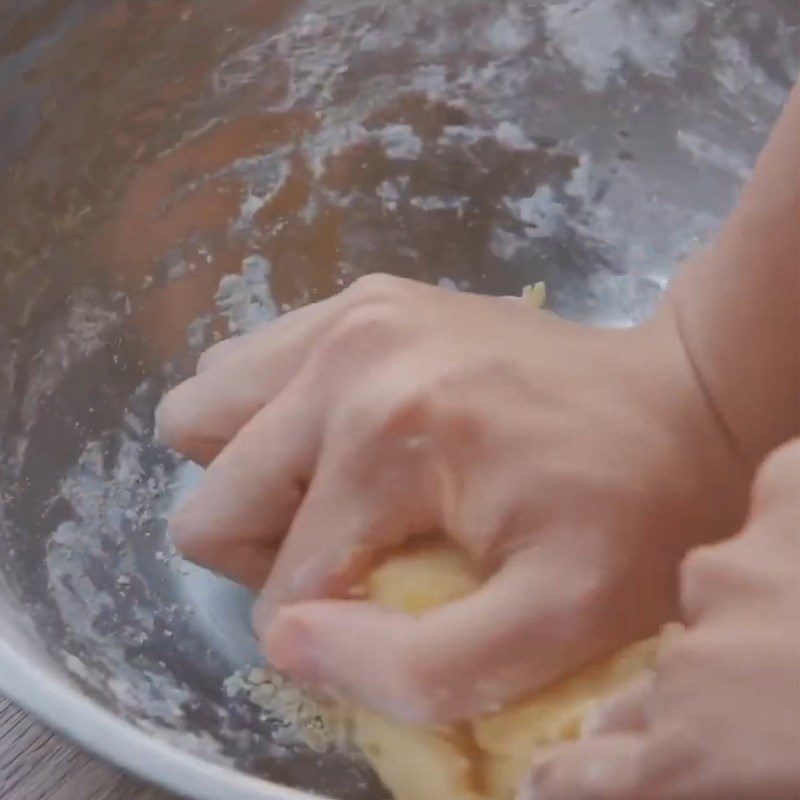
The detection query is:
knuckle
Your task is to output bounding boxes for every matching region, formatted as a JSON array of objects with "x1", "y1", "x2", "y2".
[
  {"x1": 679, "y1": 543, "x2": 732, "y2": 619},
  {"x1": 374, "y1": 373, "x2": 473, "y2": 440},
  {"x1": 680, "y1": 544, "x2": 713, "y2": 587},
  {"x1": 393, "y1": 648, "x2": 447, "y2": 723},
  {"x1": 338, "y1": 385, "x2": 432, "y2": 457},
  {"x1": 380, "y1": 387, "x2": 433, "y2": 435},
  {"x1": 196, "y1": 339, "x2": 233, "y2": 373},
  {"x1": 155, "y1": 384, "x2": 225, "y2": 465},
  {"x1": 680, "y1": 544, "x2": 716, "y2": 586},
  {"x1": 752, "y1": 439, "x2": 800, "y2": 510},
  {"x1": 330, "y1": 388, "x2": 435, "y2": 497},
  {"x1": 347, "y1": 272, "x2": 405, "y2": 301},
  {"x1": 335, "y1": 302, "x2": 392, "y2": 338},
  {"x1": 433, "y1": 395, "x2": 486, "y2": 447},
  {"x1": 154, "y1": 386, "x2": 194, "y2": 450},
  {"x1": 655, "y1": 630, "x2": 698, "y2": 676},
  {"x1": 325, "y1": 302, "x2": 405, "y2": 355}
]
